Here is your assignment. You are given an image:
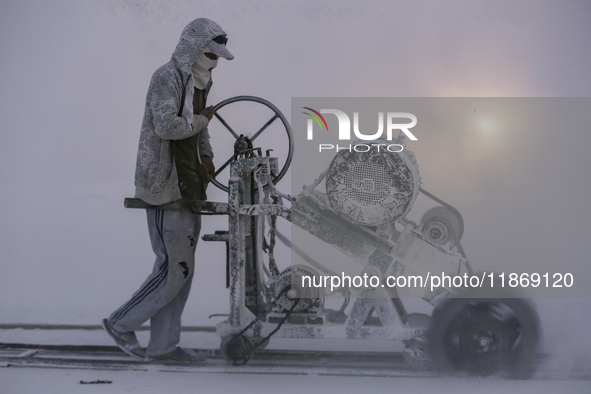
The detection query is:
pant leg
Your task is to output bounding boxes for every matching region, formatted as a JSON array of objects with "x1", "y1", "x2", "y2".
[
  {"x1": 147, "y1": 213, "x2": 201, "y2": 355},
  {"x1": 147, "y1": 269, "x2": 195, "y2": 355},
  {"x1": 108, "y1": 209, "x2": 201, "y2": 356}
]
